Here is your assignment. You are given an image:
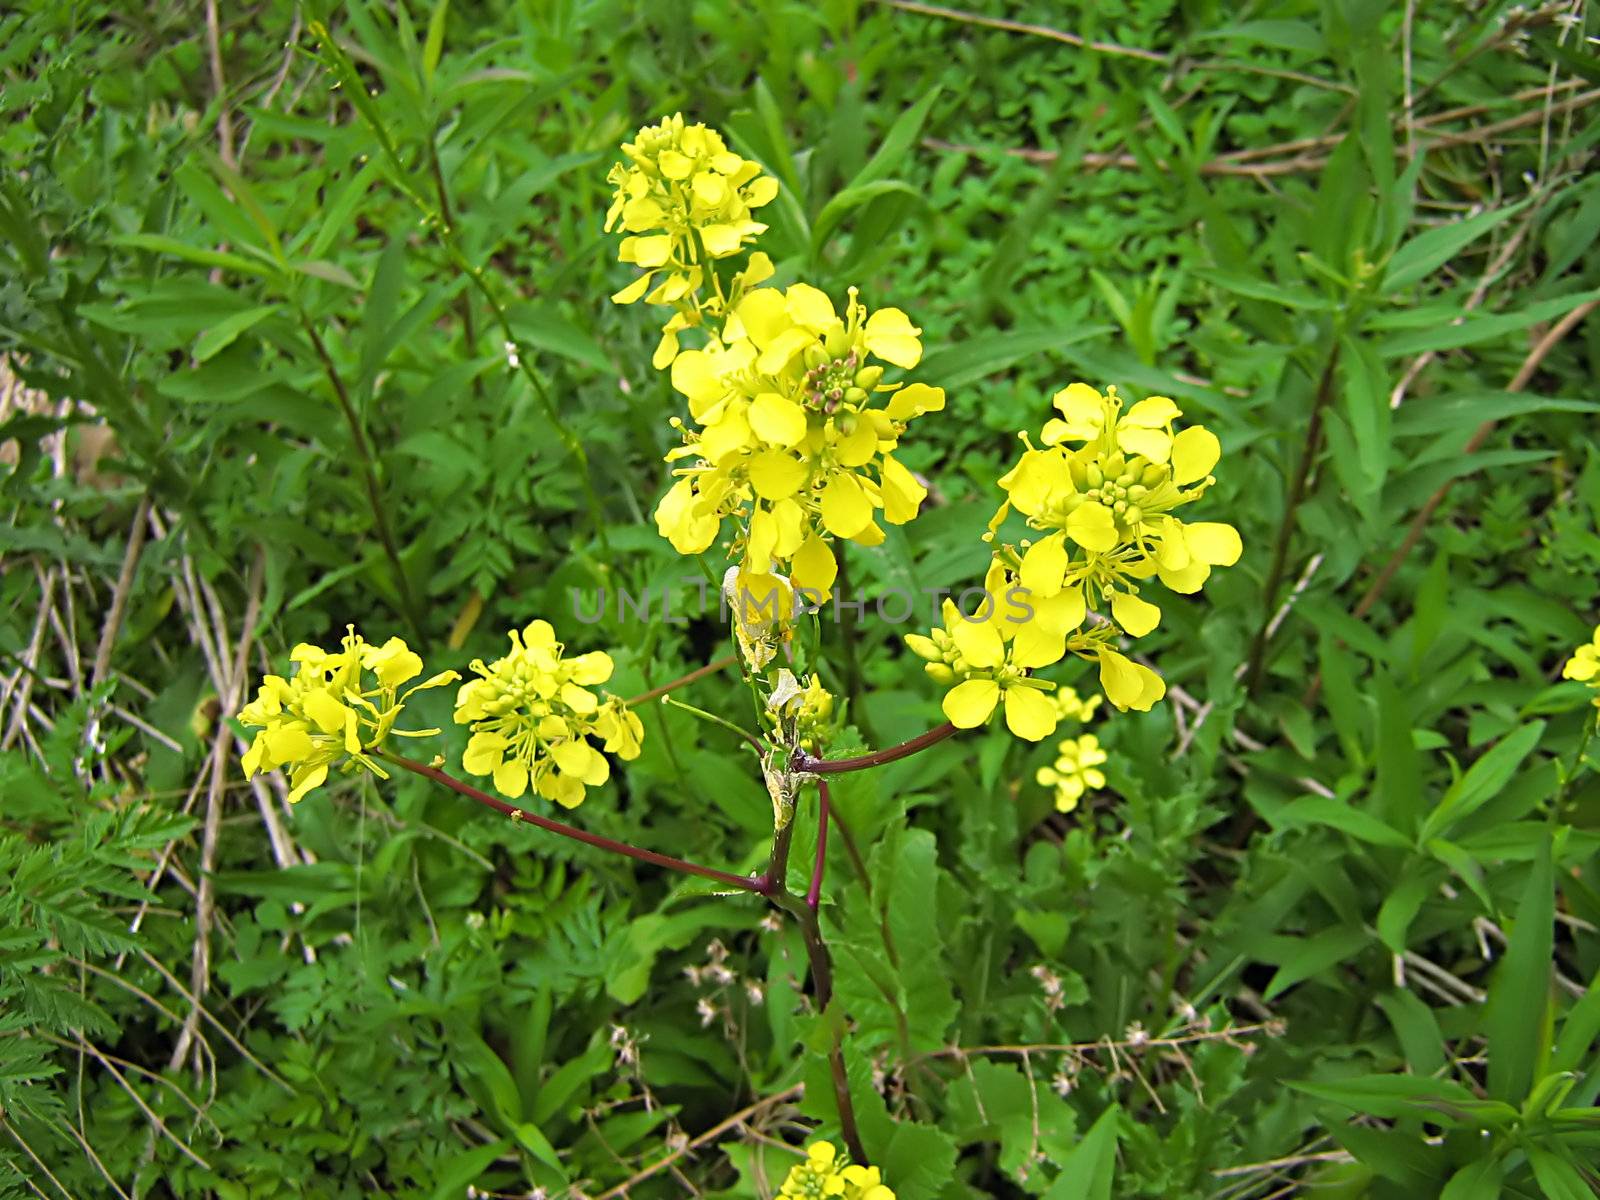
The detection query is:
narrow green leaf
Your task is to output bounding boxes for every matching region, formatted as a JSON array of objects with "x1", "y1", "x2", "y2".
[
  {"x1": 422, "y1": 0, "x2": 449, "y2": 86},
  {"x1": 1263, "y1": 925, "x2": 1369, "y2": 1000},
  {"x1": 1383, "y1": 200, "x2": 1529, "y2": 292},
  {"x1": 844, "y1": 85, "x2": 941, "y2": 193},
  {"x1": 1421, "y1": 721, "x2": 1546, "y2": 842},
  {"x1": 193, "y1": 305, "x2": 280, "y2": 364},
  {"x1": 1043, "y1": 1104, "x2": 1120, "y2": 1200},
  {"x1": 1484, "y1": 834, "x2": 1554, "y2": 1102}
]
